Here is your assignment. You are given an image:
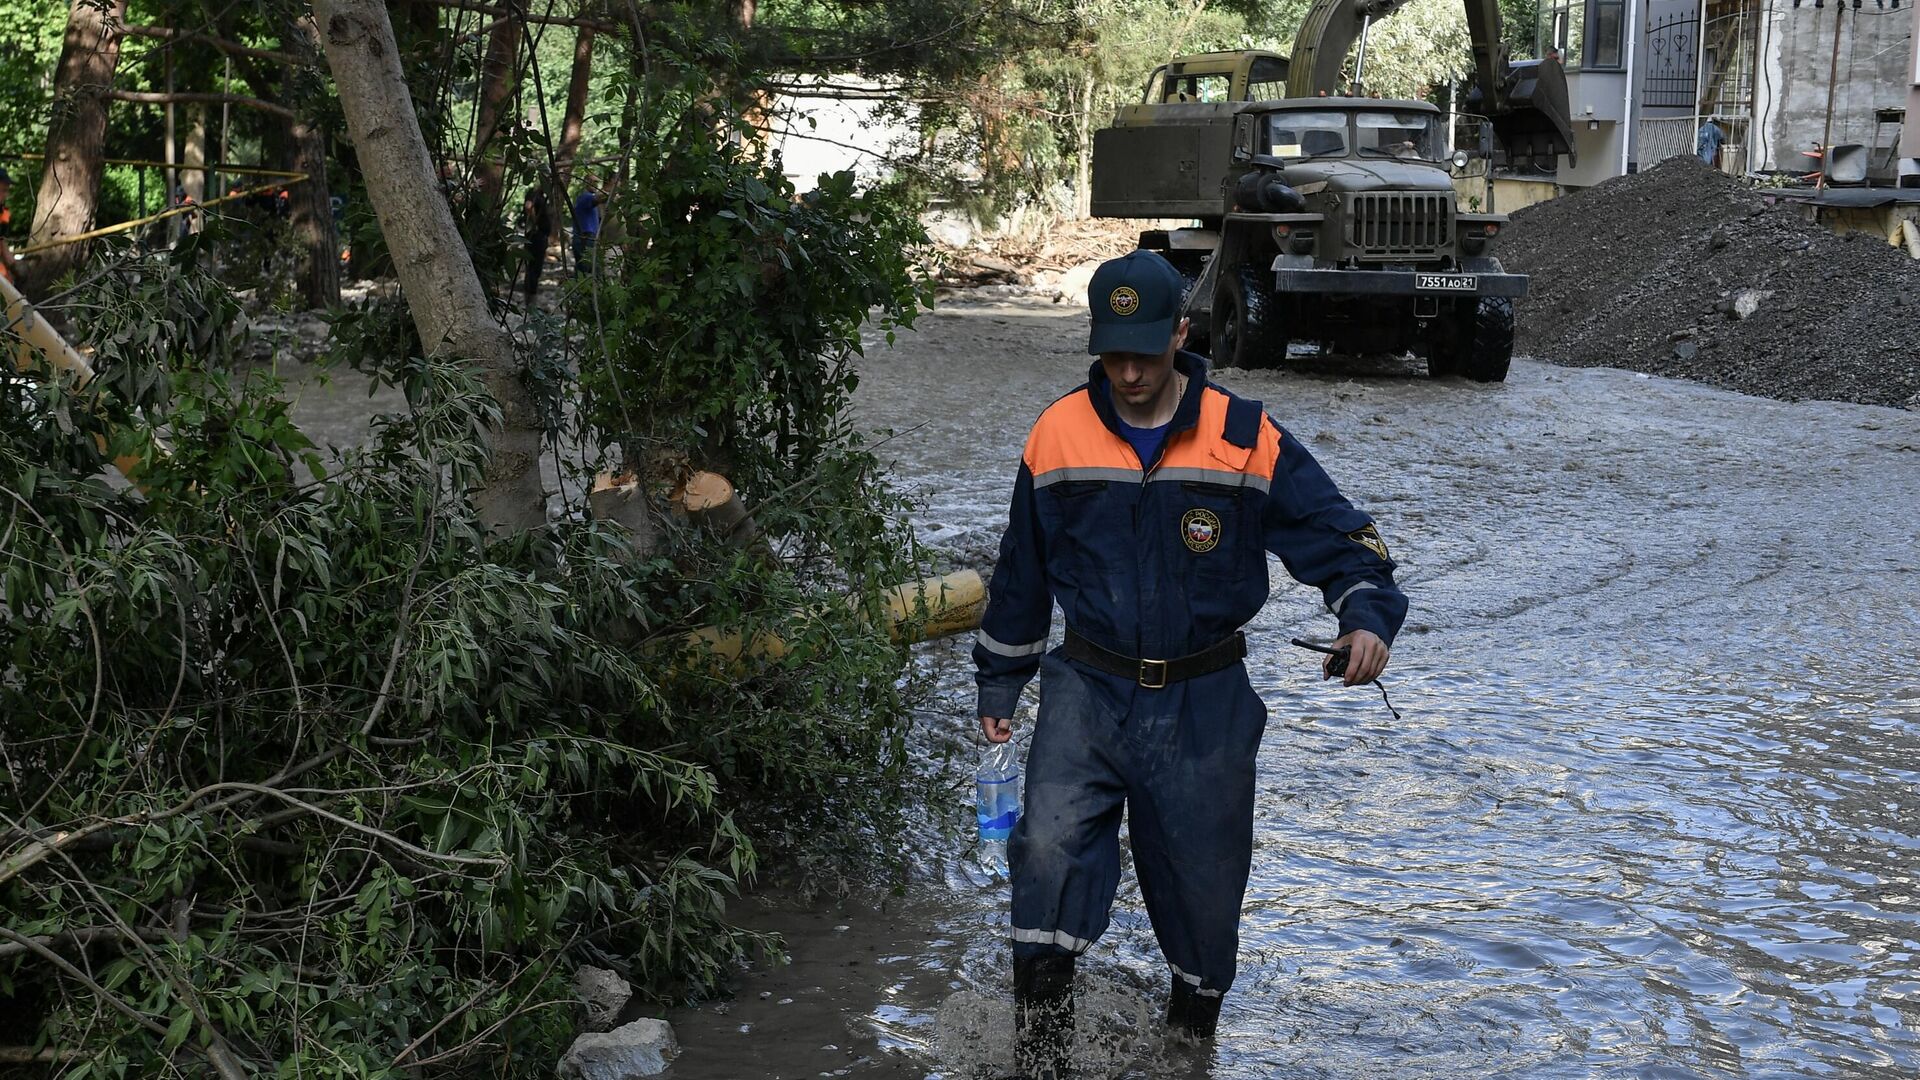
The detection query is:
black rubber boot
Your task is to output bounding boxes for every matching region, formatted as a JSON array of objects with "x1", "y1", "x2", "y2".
[
  {"x1": 1166, "y1": 978, "x2": 1223, "y2": 1042},
  {"x1": 1013, "y1": 952, "x2": 1076, "y2": 1079}
]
